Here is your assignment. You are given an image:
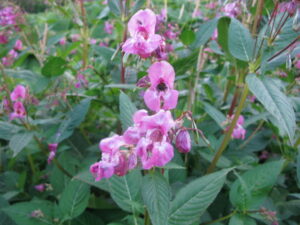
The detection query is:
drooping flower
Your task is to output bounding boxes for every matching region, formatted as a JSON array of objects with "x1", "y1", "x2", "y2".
[
  {"x1": 231, "y1": 115, "x2": 246, "y2": 140},
  {"x1": 14, "y1": 39, "x2": 22, "y2": 51},
  {"x1": 144, "y1": 61, "x2": 178, "y2": 112},
  {"x1": 175, "y1": 129, "x2": 191, "y2": 153},
  {"x1": 10, "y1": 101, "x2": 26, "y2": 120},
  {"x1": 10, "y1": 84, "x2": 26, "y2": 101},
  {"x1": 222, "y1": 2, "x2": 241, "y2": 18},
  {"x1": 47, "y1": 143, "x2": 58, "y2": 164},
  {"x1": 122, "y1": 9, "x2": 162, "y2": 58},
  {"x1": 104, "y1": 21, "x2": 114, "y2": 34},
  {"x1": 34, "y1": 184, "x2": 46, "y2": 192}
]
